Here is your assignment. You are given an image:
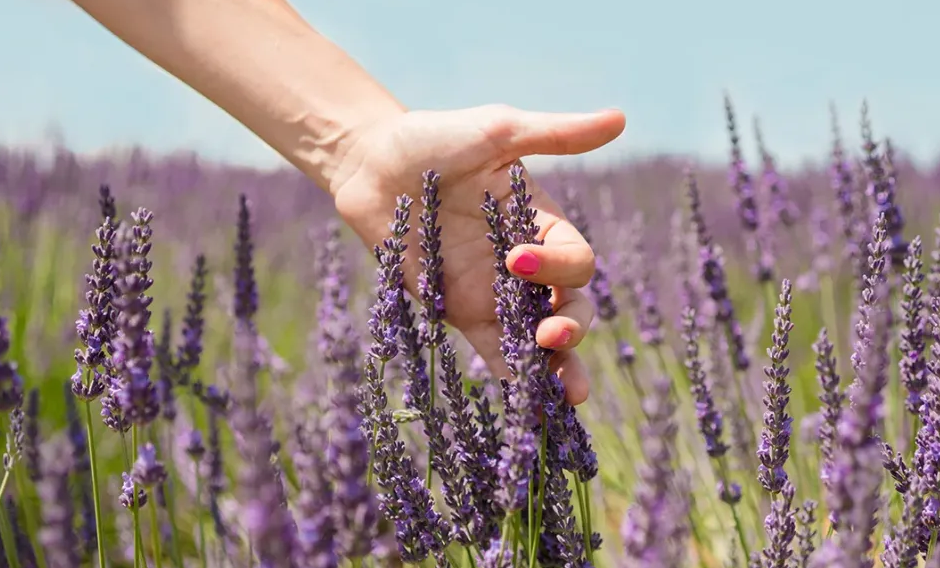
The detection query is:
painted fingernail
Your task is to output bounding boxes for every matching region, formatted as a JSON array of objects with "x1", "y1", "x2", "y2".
[
  {"x1": 512, "y1": 251, "x2": 540, "y2": 276},
  {"x1": 551, "y1": 330, "x2": 572, "y2": 349}
]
